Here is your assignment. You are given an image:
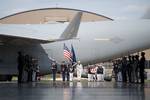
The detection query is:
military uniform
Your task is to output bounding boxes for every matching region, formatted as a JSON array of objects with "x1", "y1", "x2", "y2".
[
  {"x1": 69, "y1": 65, "x2": 74, "y2": 81},
  {"x1": 97, "y1": 66, "x2": 104, "y2": 81},
  {"x1": 61, "y1": 62, "x2": 67, "y2": 82},
  {"x1": 51, "y1": 62, "x2": 57, "y2": 81},
  {"x1": 88, "y1": 67, "x2": 92, "y2": 81},
  {"x1": 76, "y1": 63, "x2": 83, "y2": 81}
]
